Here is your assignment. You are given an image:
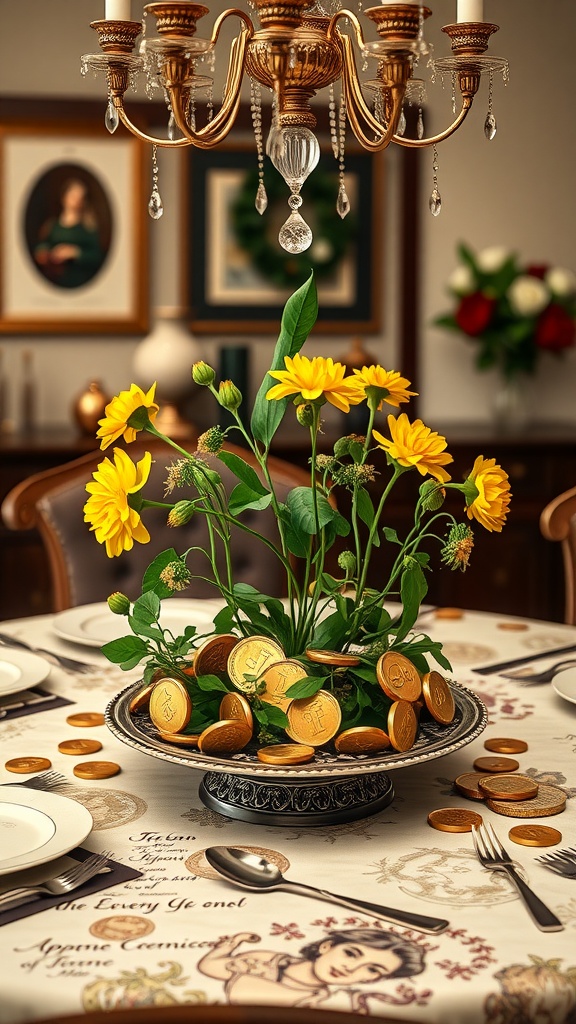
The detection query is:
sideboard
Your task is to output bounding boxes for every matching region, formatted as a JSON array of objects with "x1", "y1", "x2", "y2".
[{"x1": 1, "y1": 424, "x2": 575, "y2": 623}]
